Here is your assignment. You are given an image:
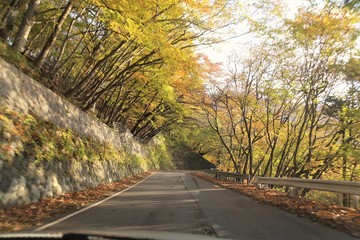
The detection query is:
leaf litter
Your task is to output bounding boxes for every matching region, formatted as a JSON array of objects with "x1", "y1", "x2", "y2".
[
  {"x1": 0, "y1": 172, "x2": 152, "y2": 233},
  {"x1": 193, "y1": 172, "x2": 360, "y2": 238}
]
